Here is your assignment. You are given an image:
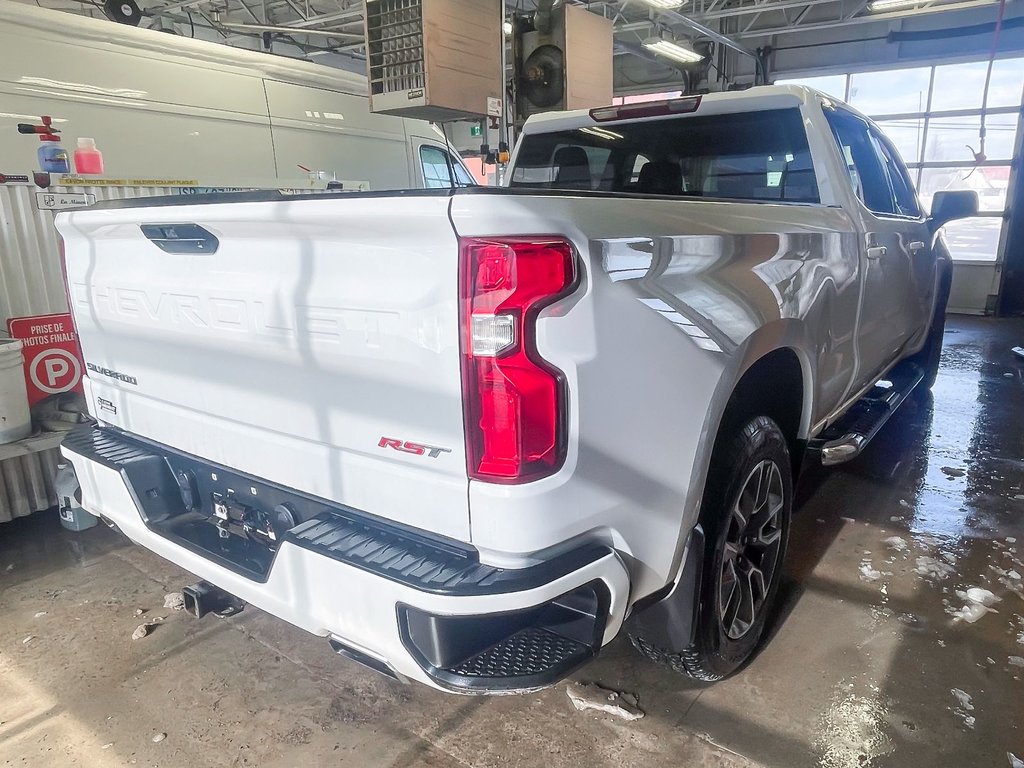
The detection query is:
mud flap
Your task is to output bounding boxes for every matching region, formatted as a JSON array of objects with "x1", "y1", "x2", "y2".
[{"x1": 626, "y1": 525, "x2": 704, "y2": 652}]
